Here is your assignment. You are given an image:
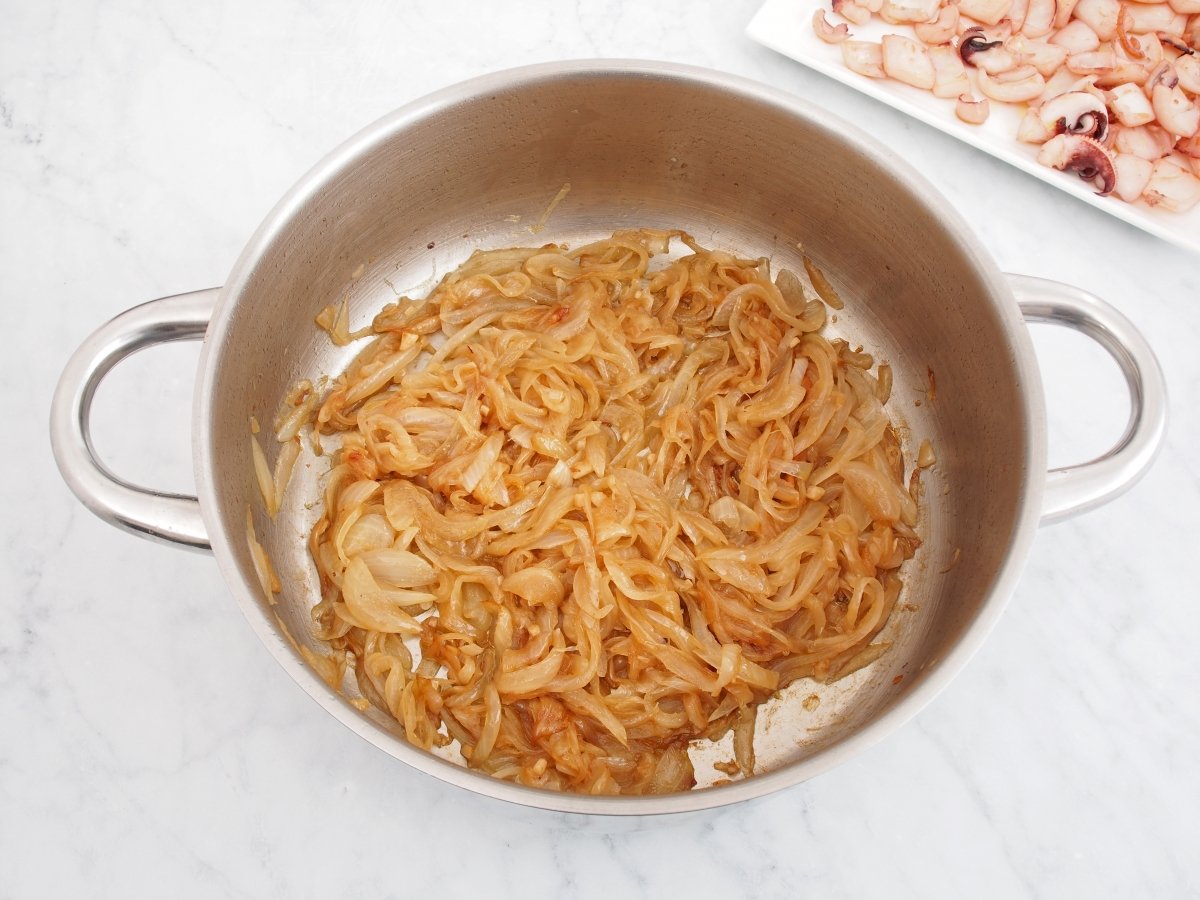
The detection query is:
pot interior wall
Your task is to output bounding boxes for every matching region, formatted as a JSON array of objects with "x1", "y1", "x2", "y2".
[{"x1": 203, "y1": 68, "x2": 1034, "y2": 788}]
